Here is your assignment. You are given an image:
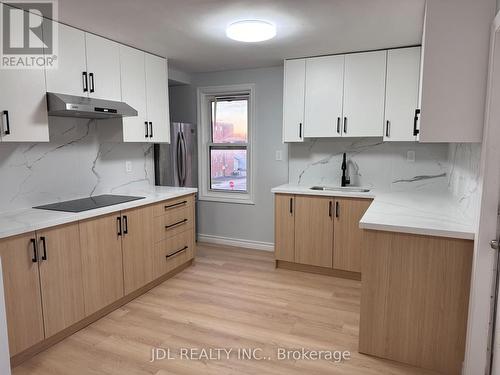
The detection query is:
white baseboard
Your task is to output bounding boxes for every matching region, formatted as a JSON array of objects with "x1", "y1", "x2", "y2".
[{"x1": 197, "y1": 234, "x2": 274, "y2": 252}]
